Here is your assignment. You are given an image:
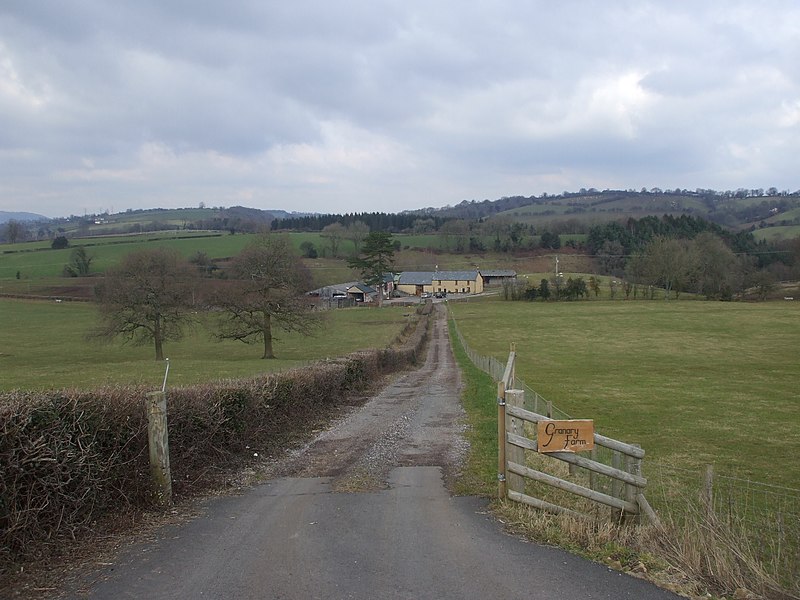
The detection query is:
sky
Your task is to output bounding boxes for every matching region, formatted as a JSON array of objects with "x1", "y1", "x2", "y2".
[{"x1": 1, "y1": 1, "x2": 799, "y2": 219}]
